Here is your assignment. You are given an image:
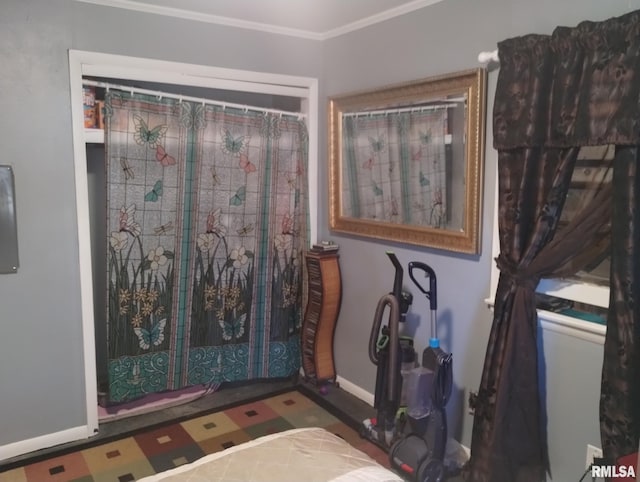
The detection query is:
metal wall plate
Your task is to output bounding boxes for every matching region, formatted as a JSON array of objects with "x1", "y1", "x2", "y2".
[{"x1": 0, "y1": 165, "x2": 19, "y2": 274}]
